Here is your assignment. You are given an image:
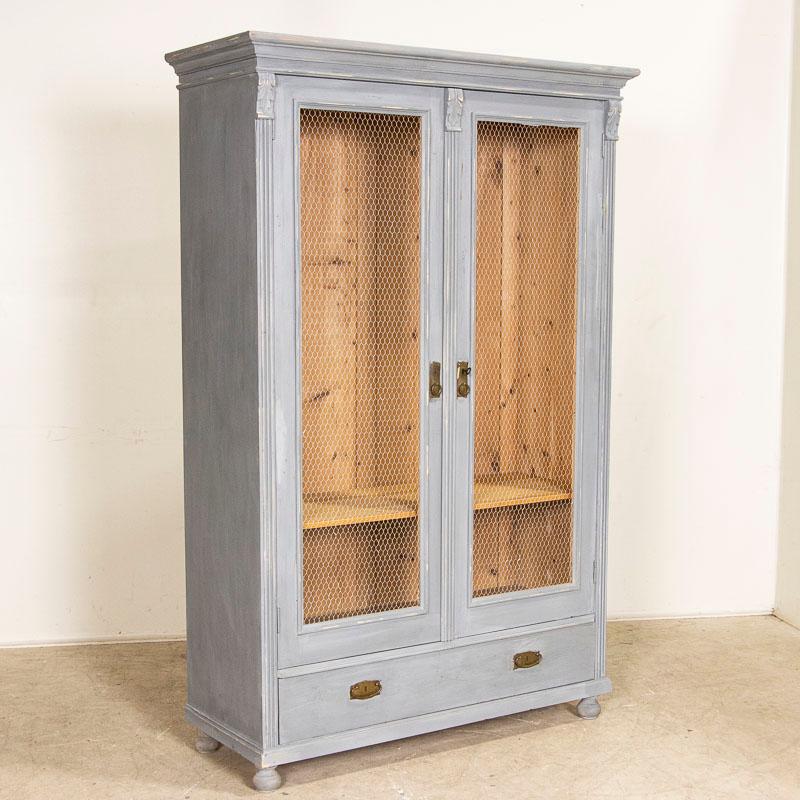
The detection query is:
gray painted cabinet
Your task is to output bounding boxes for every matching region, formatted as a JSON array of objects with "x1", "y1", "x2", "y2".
[{"x1": 166, "y1": 32, "x2": 638, "y2": 792}]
